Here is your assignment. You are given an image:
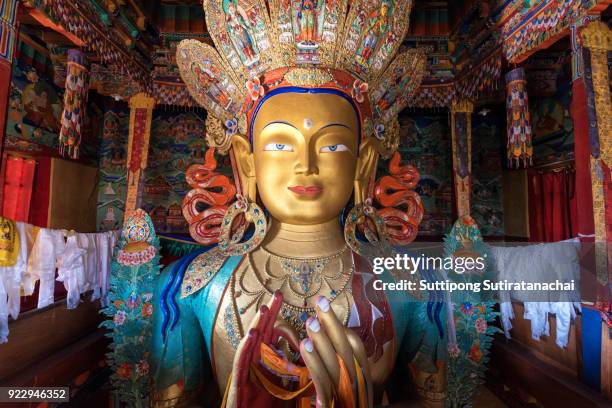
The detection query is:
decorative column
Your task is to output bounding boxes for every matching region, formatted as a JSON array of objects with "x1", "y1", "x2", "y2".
[
  {"x1": 125, "y1": 92, "x2": 155, "y2": 222},
  {"x1": 450, "y1": 99, "x2": 474, "y2": 219},
  {"x1": 0, "y1": 0, "x2": 19, "y2": 159},
  {"x1": 569, "y1": 19, "x2": 597, "y2": 245},
  {"x1": 59, "y1": 49, "x2": 89, "y2": 159},
  {"x1": 580, "y1": 21, "x2": 612, "y2": 284},
  {"x1": 581, "y1": 22, "x2": 612, "y2": 400}
]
